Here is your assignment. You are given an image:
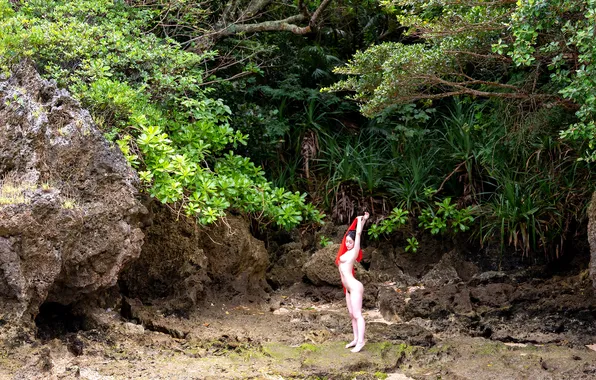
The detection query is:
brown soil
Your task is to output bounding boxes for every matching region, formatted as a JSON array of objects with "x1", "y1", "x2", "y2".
[{"x1": 2, "y1": 289, "x2": 596, "y2": 380}]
